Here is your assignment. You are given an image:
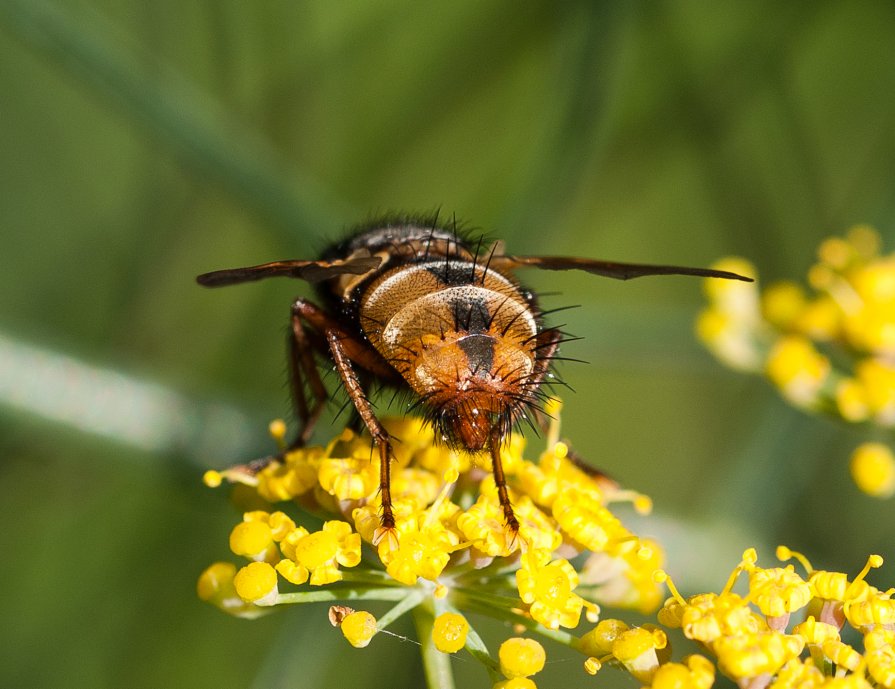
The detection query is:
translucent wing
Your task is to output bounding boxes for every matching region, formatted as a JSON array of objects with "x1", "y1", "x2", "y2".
[
  {"x1": 196, "y1": 255, "x2": 383, "y2": 287},
  {"x1": 491, "y1": 255, "x2": 753, "y2": 281}
]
